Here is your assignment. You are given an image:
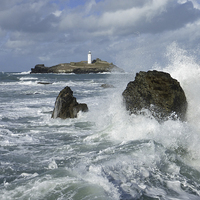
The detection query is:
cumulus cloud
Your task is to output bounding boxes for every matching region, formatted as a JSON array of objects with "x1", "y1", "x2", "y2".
[
  {"x1": 59, "y1": 0, "x2": 168, "y2": 34},
  {"x1": 59, "y1": 0, "x2": 200, "y2": 37},
  {"x1": 0, "y1": 0, "x2": 59, "y2": 33},
  {"x1": 0, "y1": 0, "x2": 200, "y2": 72}
]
